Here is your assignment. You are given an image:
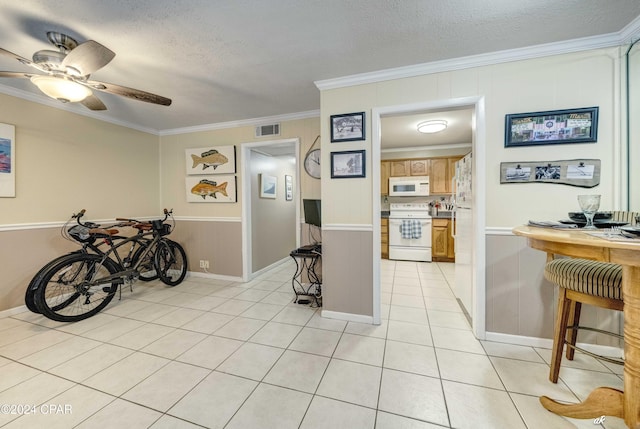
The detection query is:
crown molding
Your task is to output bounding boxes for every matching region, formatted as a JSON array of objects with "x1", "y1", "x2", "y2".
[
  {"x1": 159, "y1": 109, "x2": 320, "y2": 136},
  {"x1": 315, "y1": 29, "x2": 635, "y2": 91},
  {"x1": 620, "y1": 14, "x2": 640, "y2": 43}
]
